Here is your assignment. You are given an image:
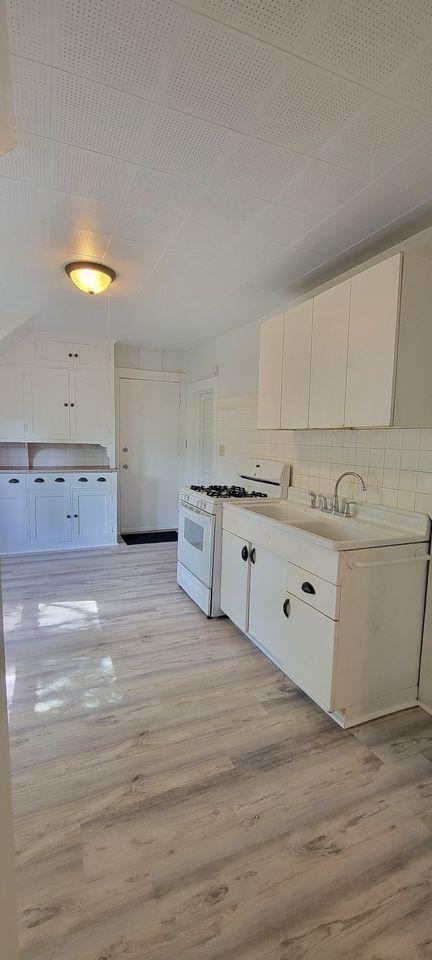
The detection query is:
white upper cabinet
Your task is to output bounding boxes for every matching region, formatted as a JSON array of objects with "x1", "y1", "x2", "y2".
[
  {"x1": 73, "y1": 343, "x2": 110, "y2": 368},
  {"x1": 36, "y1": 339, "x2": 75, "y2": 367},
  {"x1": 309, "y1": 280, "x2": 350, "y2": 429},
  {"x1": 70, "y1": 370, "x2": 110, "y2": 442},
  {"x1": 36, "y1": 339, "x2": 110, "y2": 369},
  {"x1": 0, "y1": 335, "x2": 114, "y2": 450},
  {"x1": 0, "y1": 365, "x2": 26, "y2": 440},
  {"x1": 281, "y1": 300, "x2": 313, "y2": 429},
  {"x1": 257, "y1": 313, "x2": 284, "y2": 429},
  {"x1": 345, "y1": 255, "x2": 401, "y2": 427},
  {"x1": 257, "y1": 251, "x2": 432, "y2": 431},
  {"x1": 25, "y1": 366, "x2": 71, "y2": 440}
]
